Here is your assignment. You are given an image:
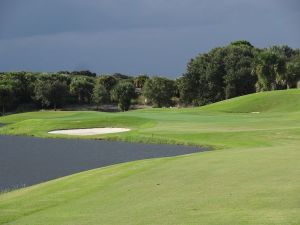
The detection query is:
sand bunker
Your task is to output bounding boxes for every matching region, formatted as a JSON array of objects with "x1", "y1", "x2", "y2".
[{"x1": 48, "y1": 128, "x2": 131, "y2": 136}]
